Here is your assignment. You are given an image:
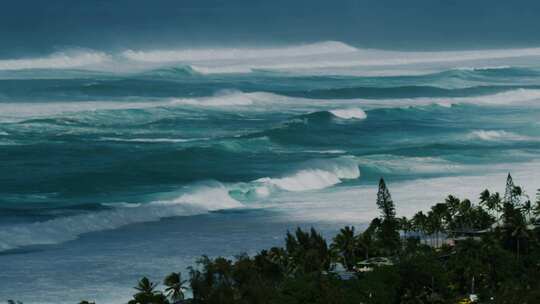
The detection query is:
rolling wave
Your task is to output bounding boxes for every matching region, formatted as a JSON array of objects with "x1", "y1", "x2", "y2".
[
  {"x1": 1, "y1": 42, "x2": 540, "y2": 77},
  {"x1": 0, "y1": 51, "x2": 110, "y2": 71},
  {"x1": 122, "y1": 41, "x2": 356, "y2": 63},
  {"x1": 0, "y1": 156, "x2": 360, "y2": 252},
  {"x1": 3, "y1": 89, "x2": 540, "y2": 123},
  {"x1": 253, "y1": 157, "x2": 360, "y2": 192},
  {"x1": 0, "y1": 183, "x2": 242, "y2": 252},
  {"x1": 328, "y1": 108, "x2": 367, "y2": 120}
]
